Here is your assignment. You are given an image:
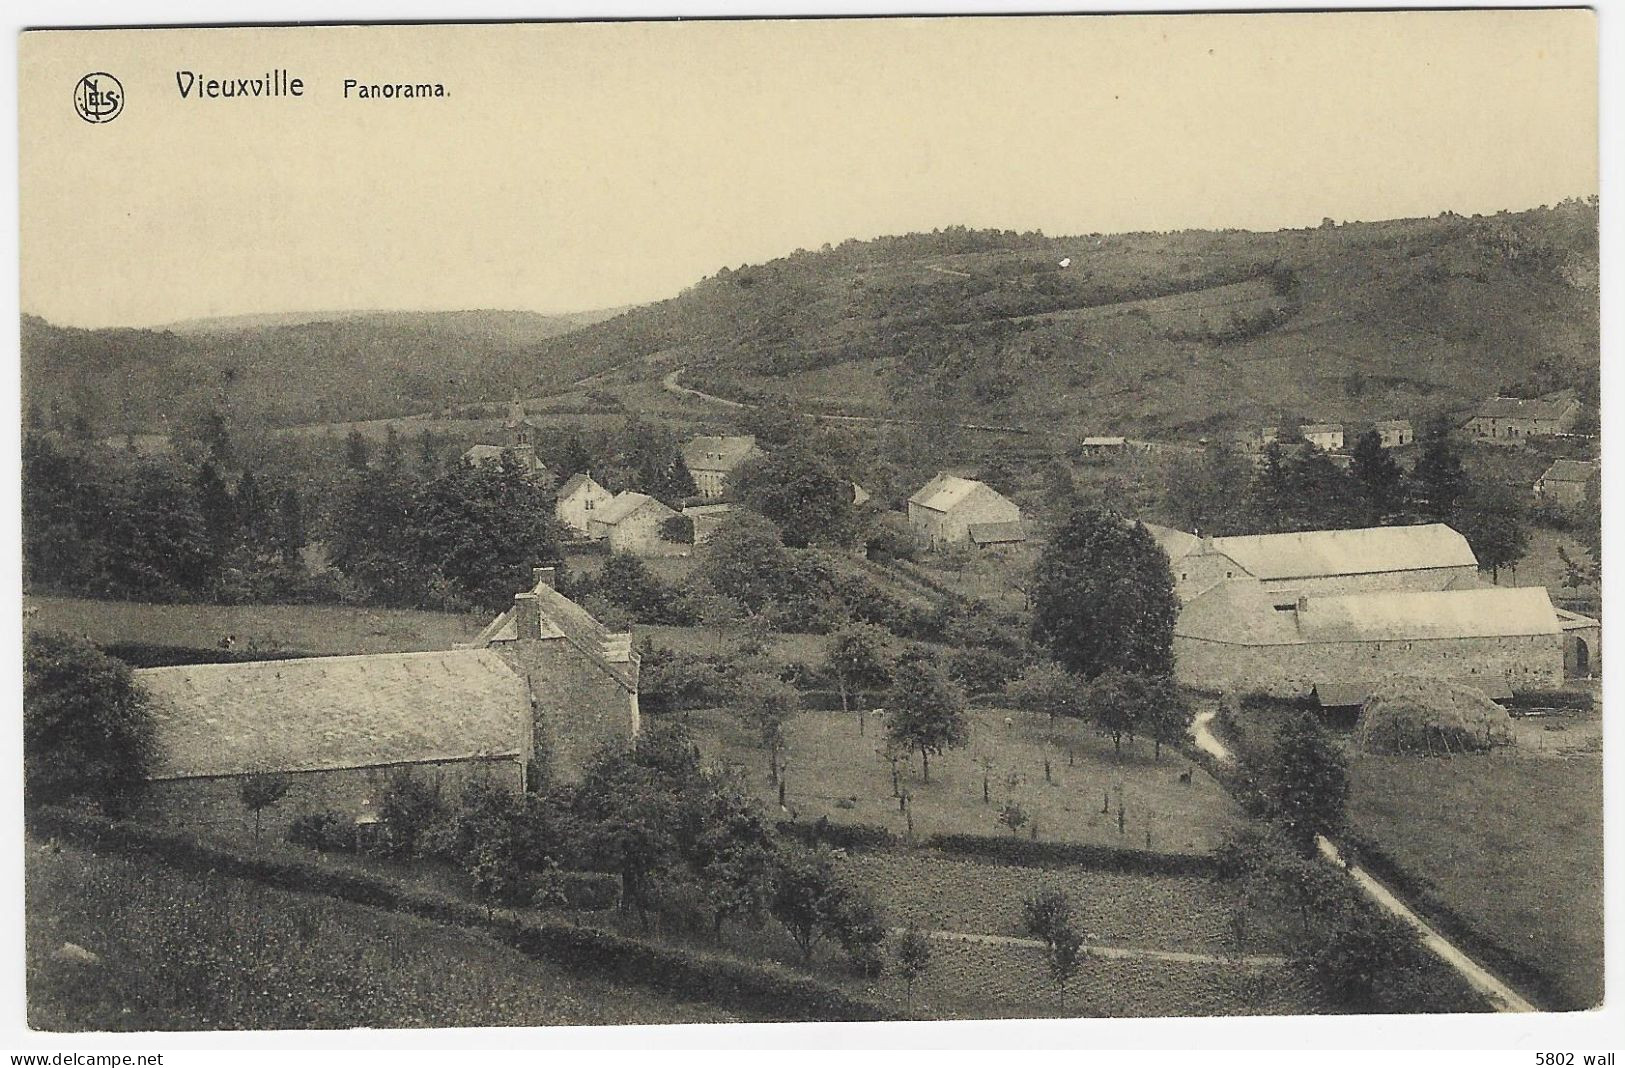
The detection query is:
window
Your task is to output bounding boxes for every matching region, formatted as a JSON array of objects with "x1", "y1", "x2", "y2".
[{"x1": 584, "y1": 498, "x2": 595, "y2": 511}]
